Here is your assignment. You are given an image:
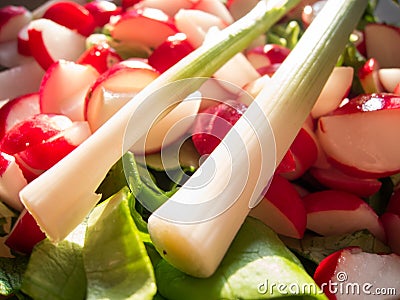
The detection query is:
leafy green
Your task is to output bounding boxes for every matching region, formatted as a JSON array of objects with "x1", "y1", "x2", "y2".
[
  {"x1": 21, "y1": 239, "x2": 87, "y2": 300},
  {"x1": 155, "y1": 217, "x2": 327, "y2": 300},
  {"x1": 96, "y1": 157, "x2": 128, "y2": 202},
  {"x1": 83, "y1": 187, "x2": 156, "y2": 300},
  {"x1": 281, "y1": 230, "x2": 391, "y2": 265},
  {"x1": 267, "y1": 20, "x2": 302, "y2": 49},
  {"x1": 0, "y1": 201, "x2": 16, "y2": 237},
  {"x1": 0, "y1": 255, "x2": 29, "y2": 297}
]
